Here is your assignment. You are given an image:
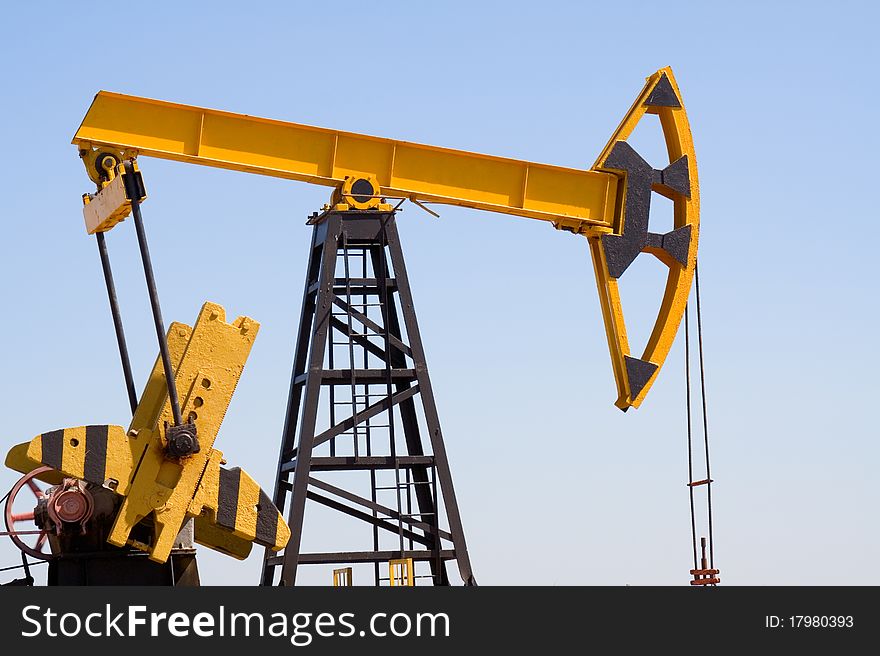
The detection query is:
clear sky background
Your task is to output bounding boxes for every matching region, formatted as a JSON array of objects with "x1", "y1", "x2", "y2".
[{"x1": 0, "y1": 1, "x2": 876, "y2": 586}]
